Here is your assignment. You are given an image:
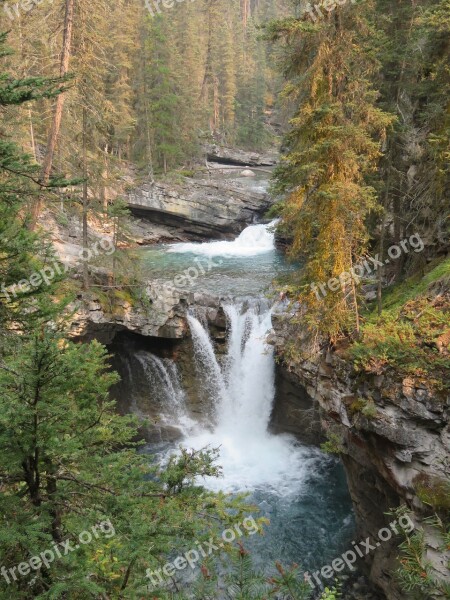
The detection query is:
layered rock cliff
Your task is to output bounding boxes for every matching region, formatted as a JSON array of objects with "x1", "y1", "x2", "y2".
[
  {"x1": 68, "y1": 284, "x2": 223, "y2": 344},
  {"x1": 127, "y1": 178, "x2": 273, "y2": 240},
  {"x1": 204, "y1": 144, "x2": 278, "y2": 167},
  {"x1": 271, "y1": 304, "x2": 450, "y2": 600}
]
